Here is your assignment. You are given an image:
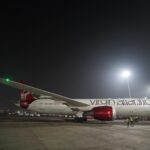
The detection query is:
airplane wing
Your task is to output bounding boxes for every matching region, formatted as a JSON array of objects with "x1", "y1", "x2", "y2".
[{"x1": 0, "y1": 78, "x2": 89, "y2": 107}]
